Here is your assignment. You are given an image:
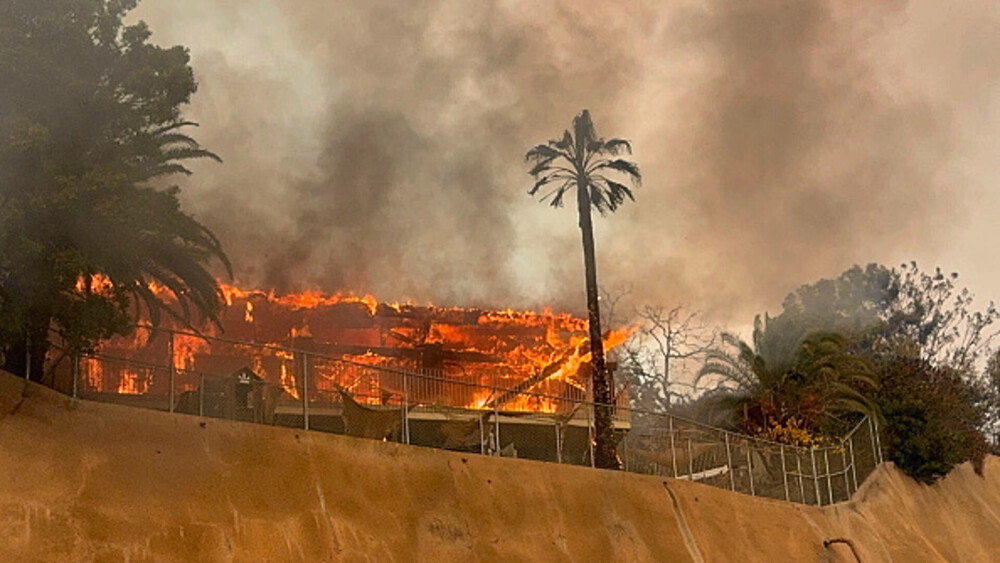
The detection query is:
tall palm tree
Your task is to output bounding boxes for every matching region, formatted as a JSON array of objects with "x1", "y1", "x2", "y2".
[{"x1": 525, "y1": 110, "x2": 641, "y2": 469}]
